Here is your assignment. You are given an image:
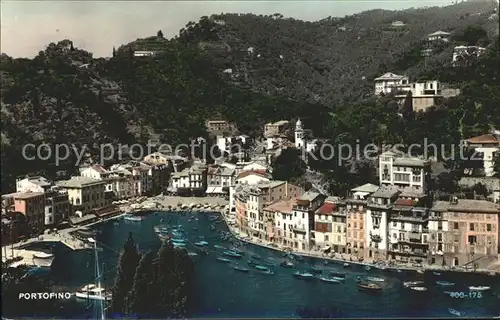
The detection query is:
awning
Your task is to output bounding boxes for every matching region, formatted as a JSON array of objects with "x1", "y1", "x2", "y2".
[{"x1": 206, "y1": 186, "x2": 224, "y2": 194}]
